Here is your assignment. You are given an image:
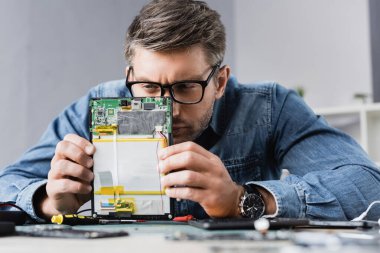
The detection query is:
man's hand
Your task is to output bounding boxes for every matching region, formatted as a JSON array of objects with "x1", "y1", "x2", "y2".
[
  {"x1": 38, "y1": 134, "x2": 95, "y2": 219},
  {"x1": 159, "y1": 141, "x2": 243, "y2": 218}
]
